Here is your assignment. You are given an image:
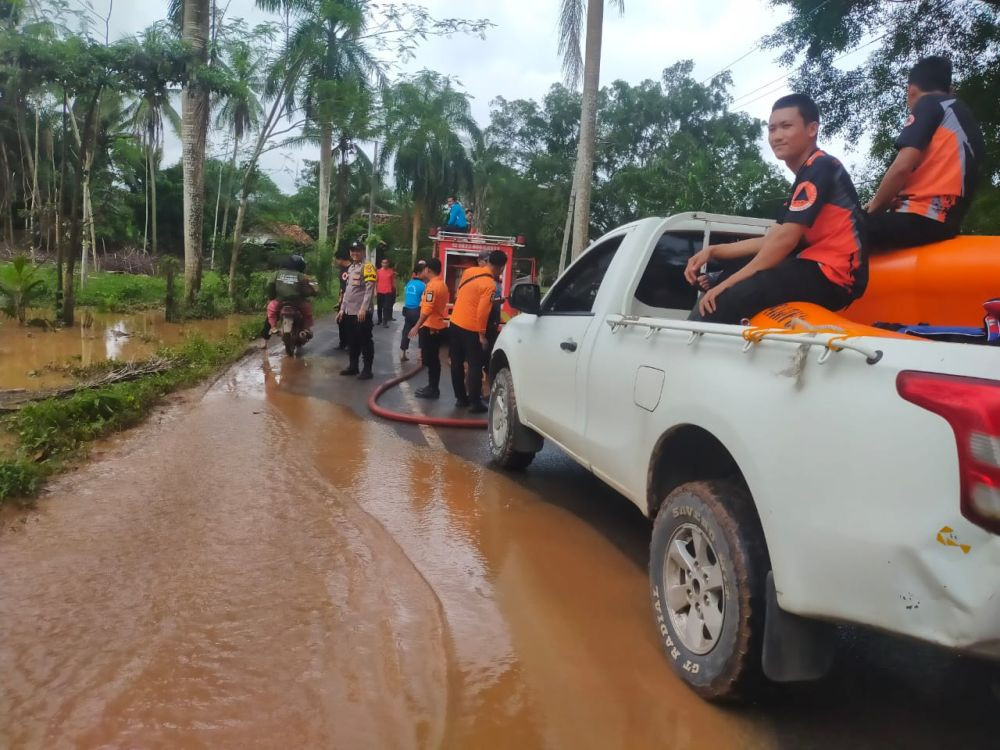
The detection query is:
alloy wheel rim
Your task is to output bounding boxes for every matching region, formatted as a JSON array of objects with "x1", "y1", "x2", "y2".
[{"x1": 662, "y1": 522, "x2": 725, "y2": 655}]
